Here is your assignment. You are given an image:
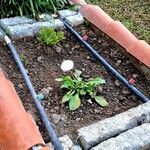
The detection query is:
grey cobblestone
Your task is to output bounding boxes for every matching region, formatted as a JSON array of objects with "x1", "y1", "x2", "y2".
[
  {"x1": 0, "y1": 10, "x2": 83, "y2": 39},
  {"x1": 59, "y1": 135, "x2": 74, "y2": 150},
  {"x1": 8, "y1": 22, "x2": 51, "y2": 38},
  {"x1": 58, "y1": 9, "x2": 78, "y2": 18},
  {"x1": 65, "y1": 13, "x2": 84, "y2": 26},
  {"x1": 7, "y1": 20, "x2": 64, "y2": 38},
  {"x1": 54, "y1": 19, "x2": 64, "y2": 29},
  {"x1": 78, "y1": 102, "x2": 150, "y2": 149},
  {"x1": 0, "y1": 16, "x2": 36, "y2": 27},
  {"x1": 46, "y1": 135, "x2": 75, "y2": 150},
  {"x1": 91, "y1": 123, "x2": 150, "y2": 150}
]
